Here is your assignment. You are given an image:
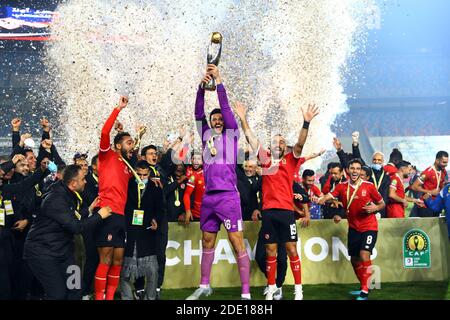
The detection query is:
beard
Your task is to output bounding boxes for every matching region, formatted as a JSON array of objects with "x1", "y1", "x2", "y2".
[{"x1": 121, "y1": 149, "x2": 131, "y2": 160}]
